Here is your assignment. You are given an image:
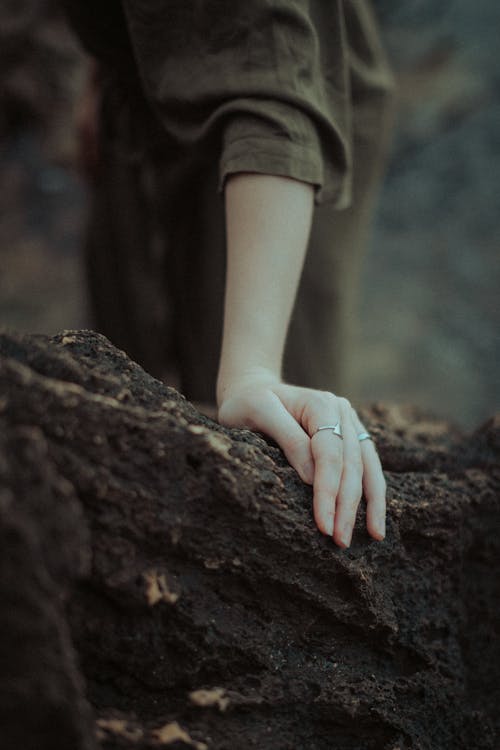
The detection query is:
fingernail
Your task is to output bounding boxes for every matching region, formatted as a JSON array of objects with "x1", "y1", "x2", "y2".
[
  {"x1": 377, "y1": 515, "x2": 386, "y2": 539},
  {"x1": 341, "y1": 526, "x2": 352, "y2": 548}
]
